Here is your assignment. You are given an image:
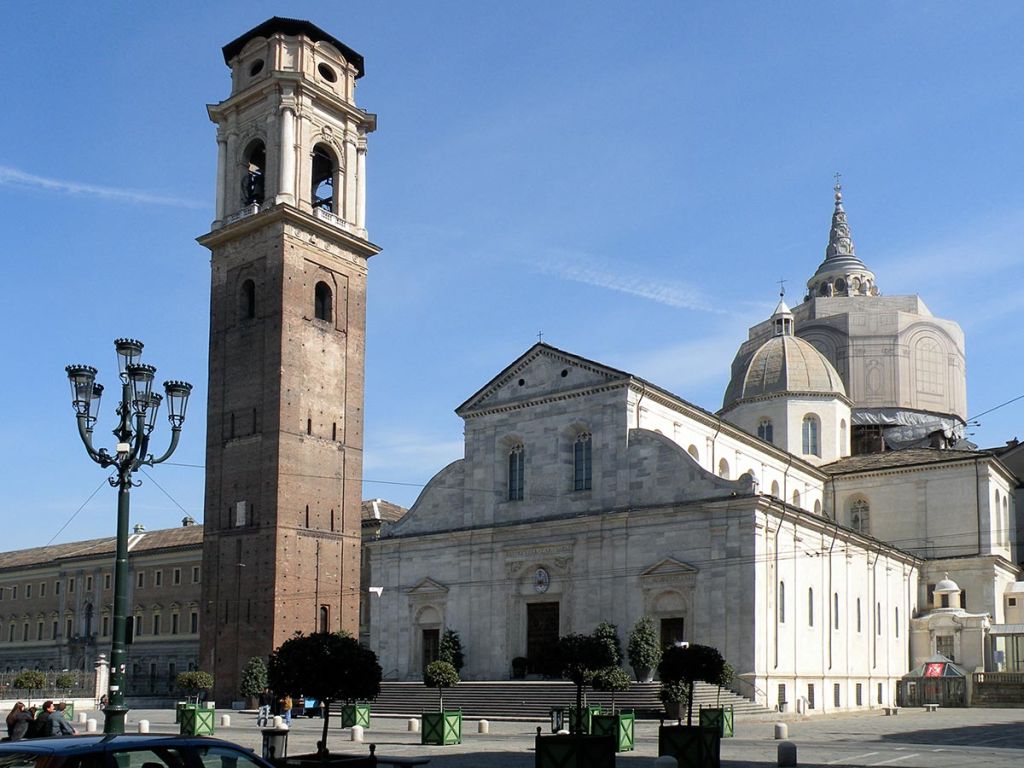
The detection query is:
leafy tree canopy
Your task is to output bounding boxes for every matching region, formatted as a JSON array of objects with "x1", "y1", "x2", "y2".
[
  {"x1": 176, "y1": 670, "x2": 214, "y2": 695},
  {"x1": 438, "y1": 629, "x2": 465, "y2": 673},
  {"x1": 556, "y1": 632, "x2": 619, "y2": 687},
  {"x1": 239, "y1": 656, "x2": 268, "y2": 698},
  {"x1": 658, "y1": 644, "x2": 725, "y2": 687},
  {"x1": 626, "y1": 616, "x2": 662, "y2": 671},
  {"x1": 591, "y1": 666, "x2": 631, "y2": 694},
  {"x1": 54, "y1": 672, "x2": 79, "y2": 690},
  {"x1": 268, "y1": 632, "x2": 381, "y2": 705},
  {"x1": 424, "y1": 660, "x2": 460, "y2": 690},
  {"x1": 593, "y1": 622, "x2": 623, "y2": 666},
  {"x1": 13, "y1": 670, "x2": 46, "y2": 690}
]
